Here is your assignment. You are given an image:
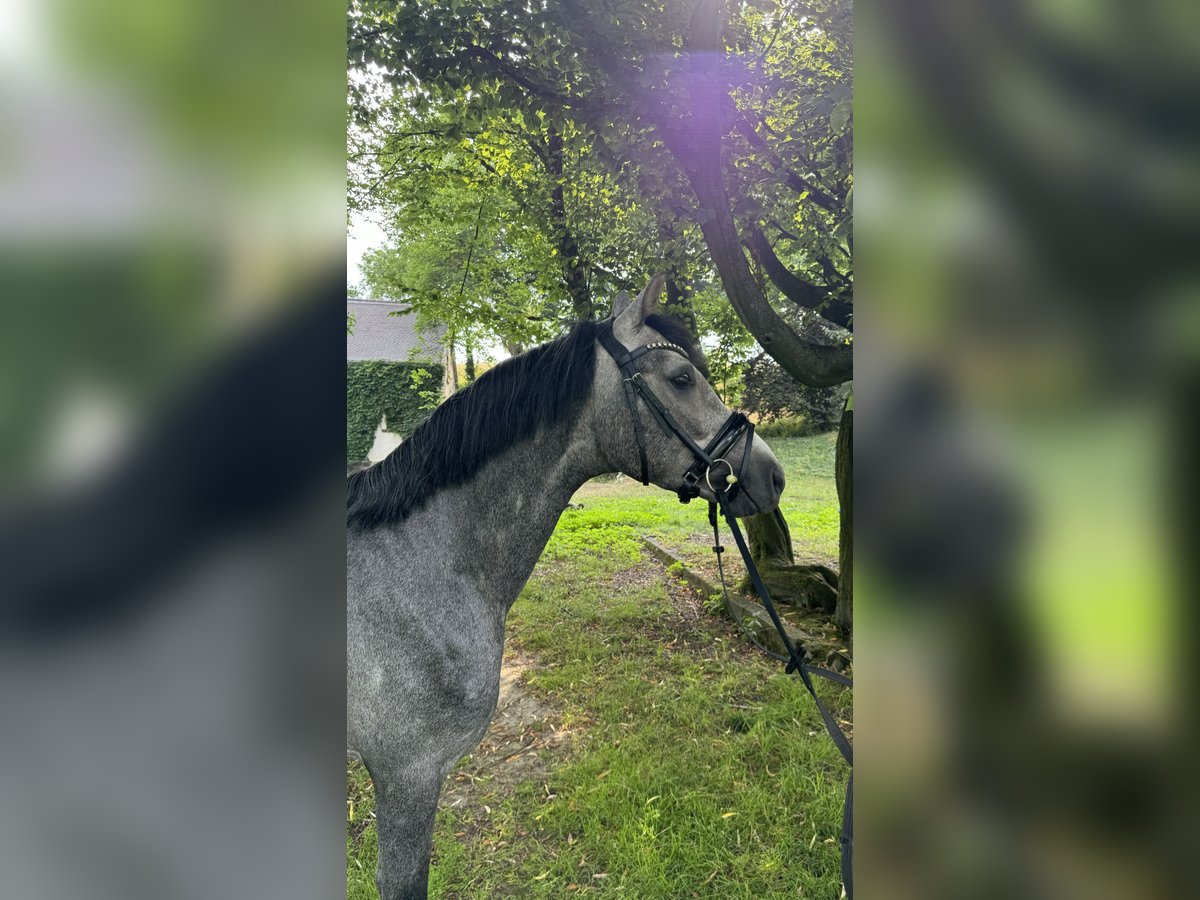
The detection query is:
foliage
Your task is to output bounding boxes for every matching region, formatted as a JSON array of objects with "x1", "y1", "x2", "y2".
[
  {"x1": 727, "y1": 0, "x2": 854, "y2": 305},
  {"x1": 691, "y1": 284, "x2": 757, "y2": 405},
  {"x1": 354, "y1": 111, "x2": 570, "y2": 352},
  {"x1": 348, "y1": 0, "x2": 852, "y2": 379},
  {"x1": 741, "y1": 353, "x2": 845, "y2": 431},
  {"x1": 346, "y1": 360, "x2": 443, "y2": 463},
  {"x1": 755, "y1": 416, "x2": 816, "y2": 439}
]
